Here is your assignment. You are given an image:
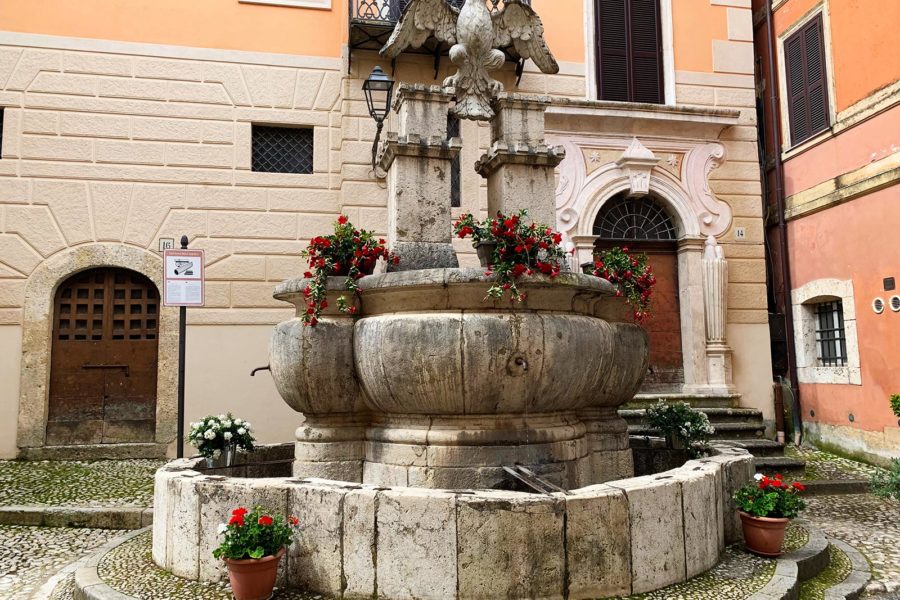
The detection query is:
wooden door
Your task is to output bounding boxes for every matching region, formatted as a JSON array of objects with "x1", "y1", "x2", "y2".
[{"x1": 47, "y1": 268, "x2": 160, "y2": 446}]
